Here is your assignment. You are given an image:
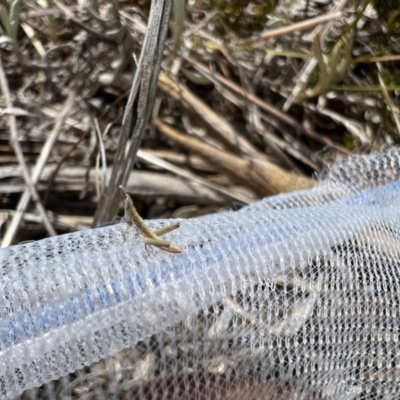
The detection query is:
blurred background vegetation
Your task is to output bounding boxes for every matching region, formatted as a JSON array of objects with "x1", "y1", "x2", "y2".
[{"x1": 0, "y1": 0, "x2": 400, "y2": 244}]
